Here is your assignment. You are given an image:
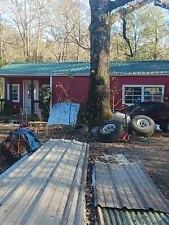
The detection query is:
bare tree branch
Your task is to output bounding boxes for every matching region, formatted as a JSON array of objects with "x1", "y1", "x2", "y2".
[
  {"x1": 122, "y1": 18, "x2": 133, "y2": 57},
  {"x1": 51, "y1": 50, "x2": 60, "y2": 61},
  {"x1": 109, "y1": 0, "x2": 139, "y2": 10},
  {"x1": 154, "y1": 0, "x2": 169, "y2": 9},
  {"x1": 110, "y1": 0, "x2": 153, "y2": 24},
  {"x1": 74, "y1": 38, "x2": 90, "y2": 51}
]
